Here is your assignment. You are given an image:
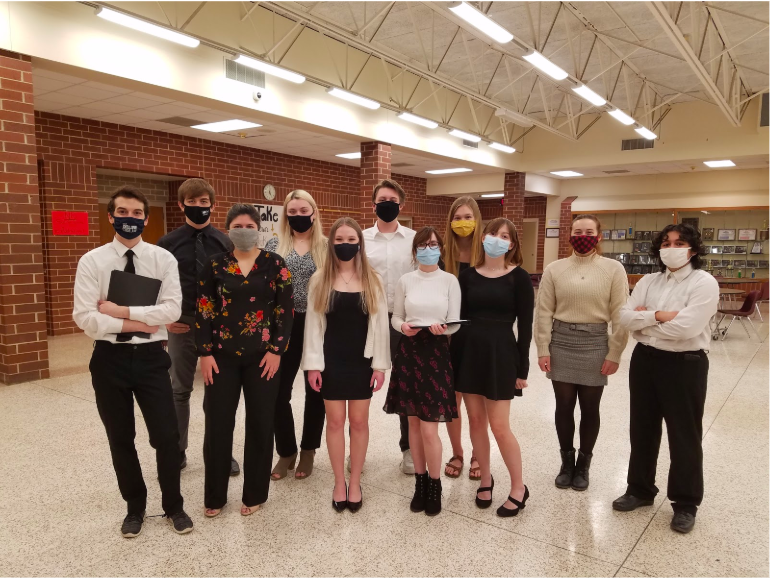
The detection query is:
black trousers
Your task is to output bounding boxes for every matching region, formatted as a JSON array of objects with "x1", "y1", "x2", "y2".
[
  {"x1": 274, "y1": 312, "x2": 326, "y2": 457},
  {"x1": 203, "y1": 351, "x2": 279, "y2": 509},
  {"x1": 90, "y1": 341, "x2": 183, "y2": 516},
  {"x1": 626, "y1": 343, "x2": 708, "y2": 515},
  {"x1": 387, "y1": 315, "x2": 409, "y2": 452}
]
